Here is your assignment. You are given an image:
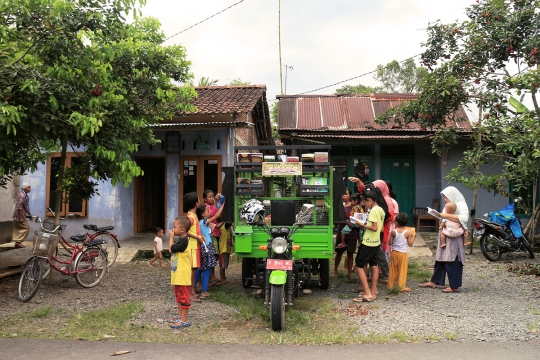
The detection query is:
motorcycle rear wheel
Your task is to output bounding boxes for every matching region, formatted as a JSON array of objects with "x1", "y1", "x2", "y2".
[
  {"x1": 480, "y1": 234, "x2": 502, "y2": 262},
  {"x1": 270, "y1": 284, "x2": 285, "y2": 331}
]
